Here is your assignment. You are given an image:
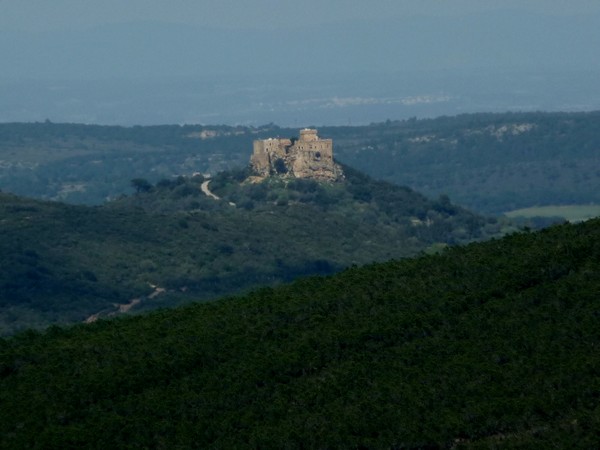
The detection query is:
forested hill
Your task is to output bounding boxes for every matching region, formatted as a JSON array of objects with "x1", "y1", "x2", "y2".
[
  {"x1": 1, "y1": 219, "x2": 598, "y2": 448},
  {"x1": 0, "y1": 167, "x2": 503, "y2": 335},
  {"x1": 325, "y1": 111, "x2": 600, "y2": 213},
  {"x1": 1, "y1": 111, "x2": 599, "y2": 214}
]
